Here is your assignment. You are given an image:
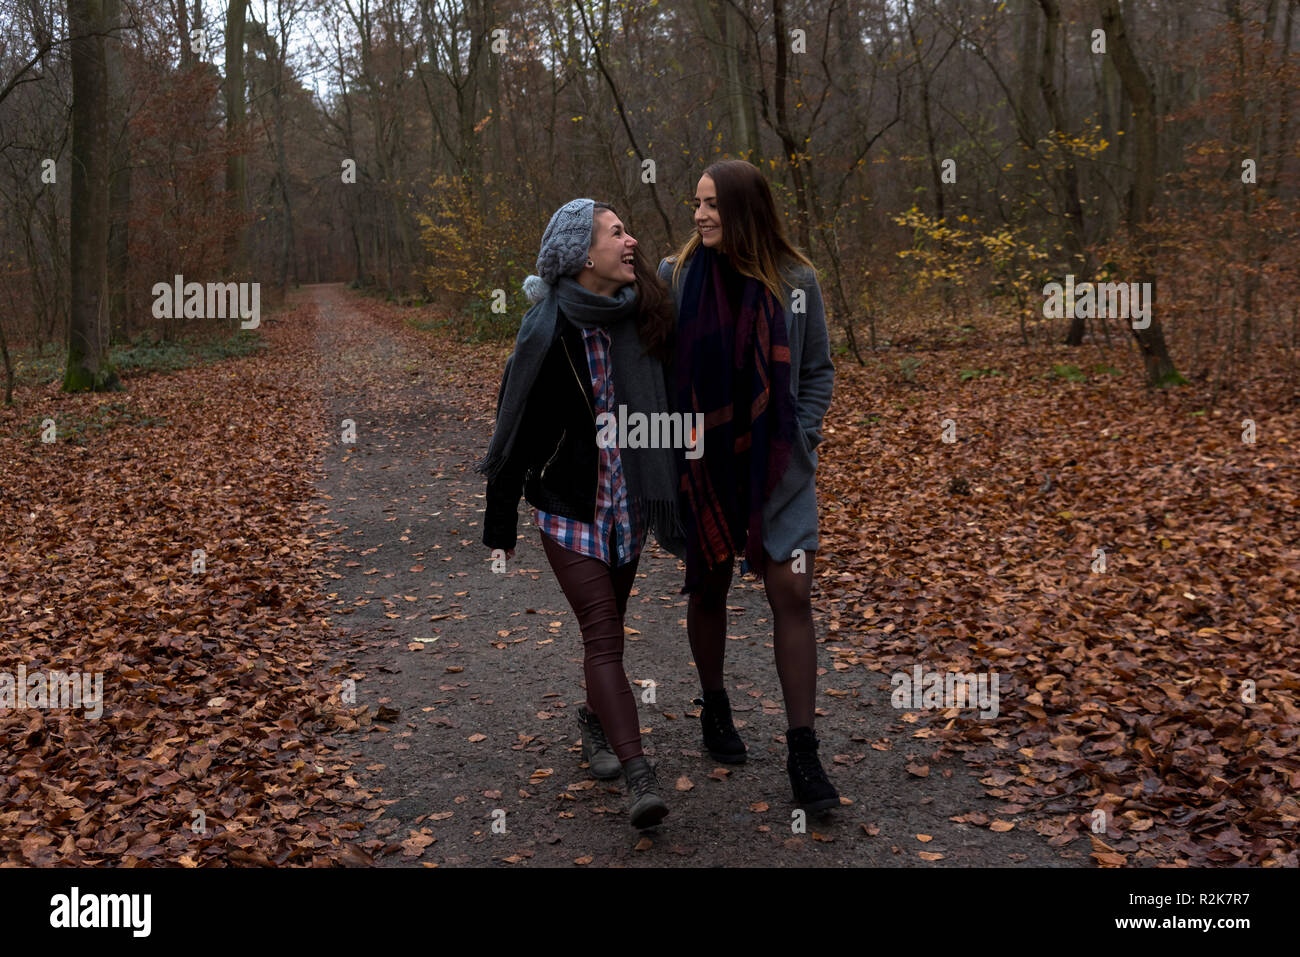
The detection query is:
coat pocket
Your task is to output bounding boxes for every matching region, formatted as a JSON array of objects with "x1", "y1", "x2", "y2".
[
  {"x1": 766, "y1": 427, "x2": 816, "y2": 518},
  {"x1": 798, "y1": 425, "x2": 819, "y2": 467}
]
